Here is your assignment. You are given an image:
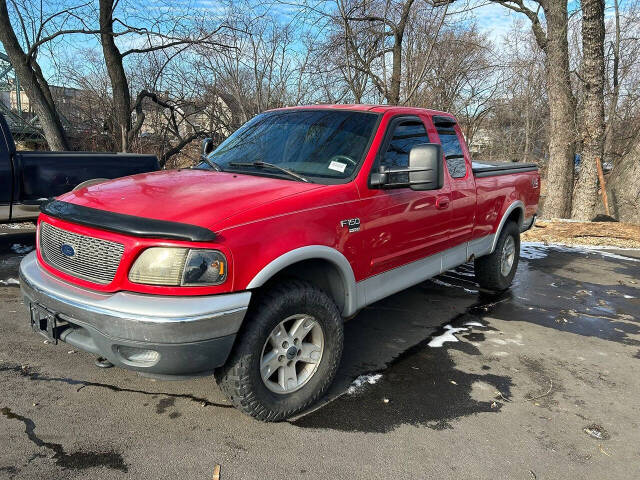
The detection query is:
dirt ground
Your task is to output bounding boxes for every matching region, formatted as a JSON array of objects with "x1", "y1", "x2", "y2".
[{"x1": 522, "y1": 219, "x2": 640, "y2": 248}]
